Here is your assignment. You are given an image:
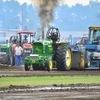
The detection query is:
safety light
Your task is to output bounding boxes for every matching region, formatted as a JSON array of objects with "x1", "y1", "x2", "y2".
[{"x1": 74, "y1": 46, "x2": 76, "y2": 50}]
